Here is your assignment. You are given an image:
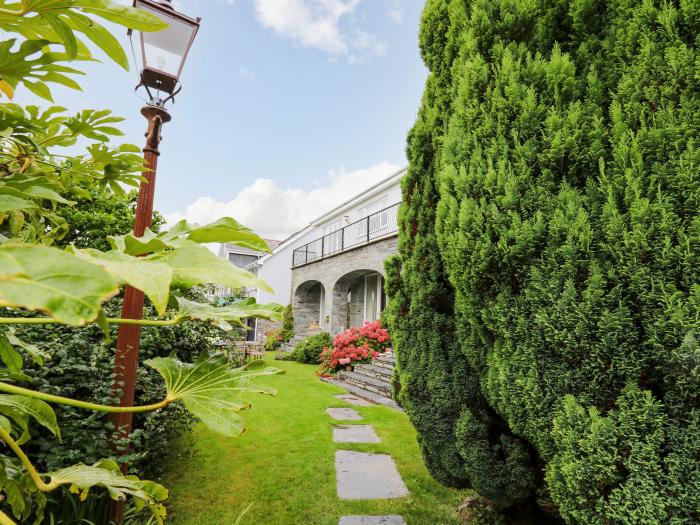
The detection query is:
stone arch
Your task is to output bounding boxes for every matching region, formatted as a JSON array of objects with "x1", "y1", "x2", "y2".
[
  {"x1": 331, "y1": 269, "x2": 386, "y2": 334},
  {"x1": 292, "y1": 280, "x2": 326, "y2": 337}
]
